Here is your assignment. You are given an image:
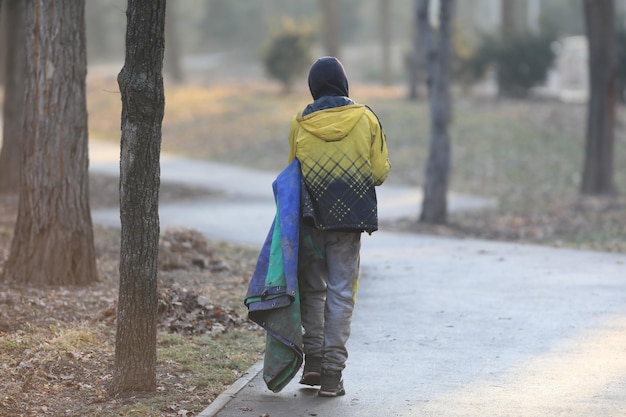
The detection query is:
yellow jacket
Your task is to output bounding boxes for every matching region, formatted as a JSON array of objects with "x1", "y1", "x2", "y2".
[{"x1": 288, "y1": 99, "x2": 390, "y2": 233}]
